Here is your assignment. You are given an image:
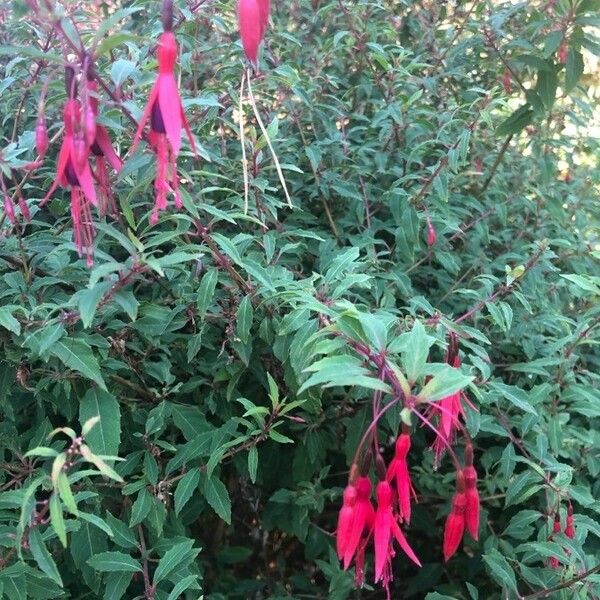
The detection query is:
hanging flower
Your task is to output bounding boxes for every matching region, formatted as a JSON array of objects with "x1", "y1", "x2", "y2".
[
  {"x1": 374, "y1": 480, "x2": 421, "y2": 595},
  {"x1": 257, "y1": 0, "x2": 270, "y2": 36},
  {"x1": 336, "y1": 484, "x2": 357, "y2": 560},
  {"x1": 342, "y1": 475, "x2": 374, "y2": 570},
  {"x1": 463, "y1": 451, "x2": 480, "y2": 541},
  {"x1": 3, "y1": 194, "x2": 16, "y2": 225},
  {"x1": 132, "y1": 30, "x2": 196, "y2": 224},
  {"x1": 443, "y1": 470, "x2": 466, "y2": 562},
  {"x1": 86, "y1": 79, "x2": 122, "y2": 217},
  {"x1": 565, "y1": 505, "x2": 575, "y2": 539},
  {"x1": 238, "y1": 0, "x2": 263, "y2": 64},
  {"x1": 548, "y1": 513, "x2": 562, "y2": 569},
  {"x1": 42, "y1": 97, "x2": 97, "y2": 267},
  {"x1": 387, "y1": 432, "x2": 415, "y2": 524}
]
